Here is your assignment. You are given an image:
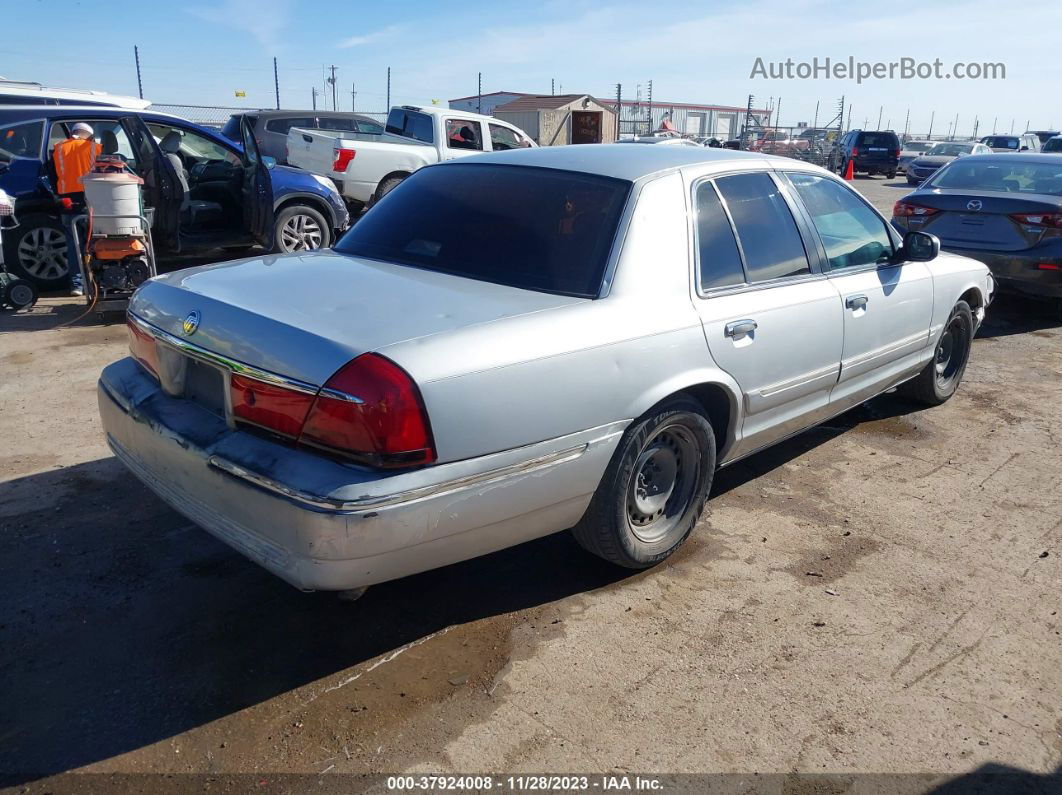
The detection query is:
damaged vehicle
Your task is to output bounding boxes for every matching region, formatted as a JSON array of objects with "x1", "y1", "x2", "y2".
[{"x1": 99, "y1": 146, "x2": 993, "y2": 594}]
